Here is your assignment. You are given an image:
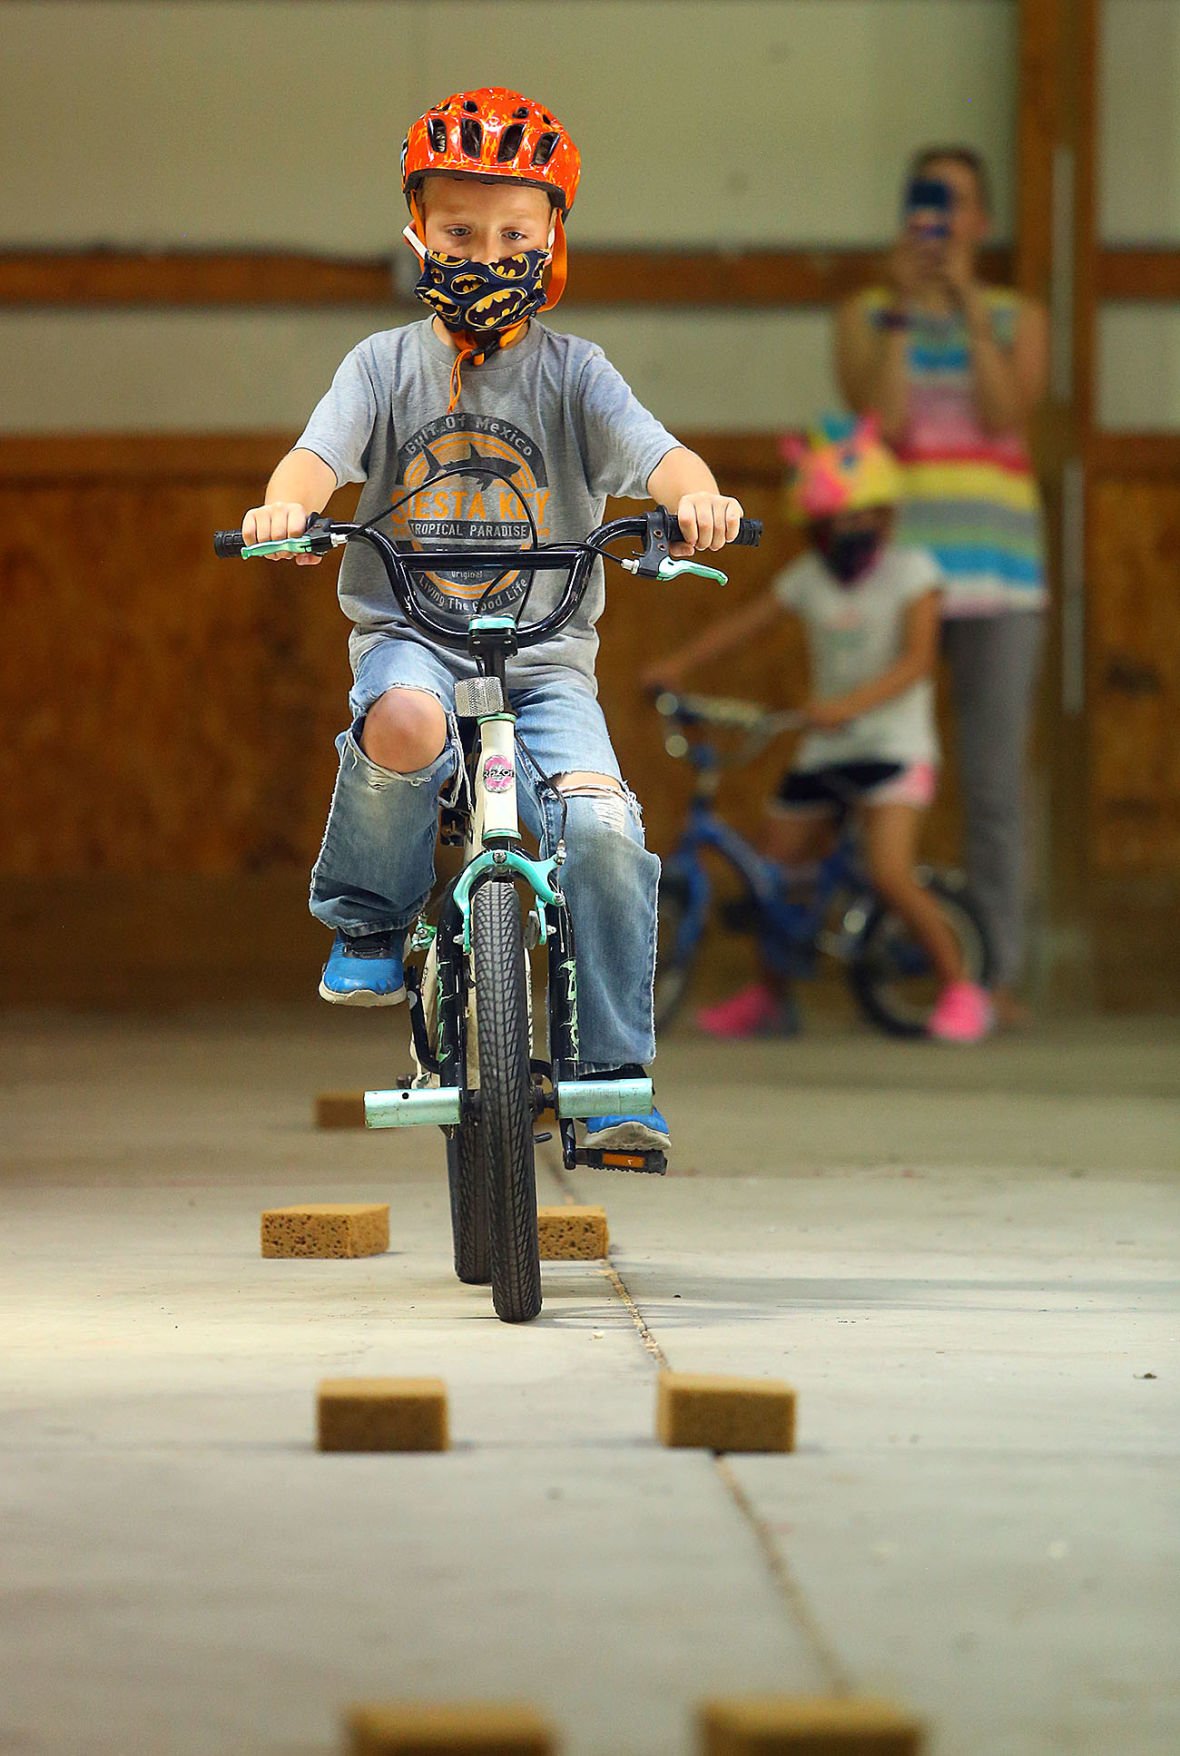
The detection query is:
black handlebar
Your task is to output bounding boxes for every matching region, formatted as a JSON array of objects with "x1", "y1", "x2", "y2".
[
  {"x1": 212, "y1": 506, "x2": 761, "y2": 655},
  {"x1": 213, "y1": 510, "x2": 760, "y2": 560}
]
